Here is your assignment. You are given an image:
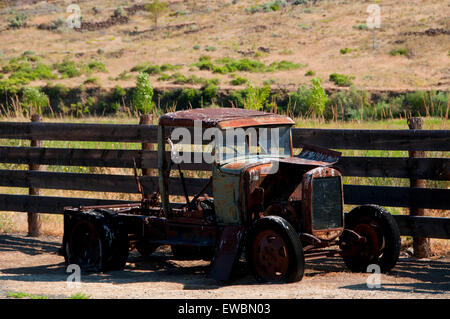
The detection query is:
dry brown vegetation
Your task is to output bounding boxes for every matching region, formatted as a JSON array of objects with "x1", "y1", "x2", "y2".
[
  {"x1": 0, "y1": 1, "x2": 448, "y2": 256},
  {"x1": 0, "y1": 0, "x2": 449, "y2": 92}
]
